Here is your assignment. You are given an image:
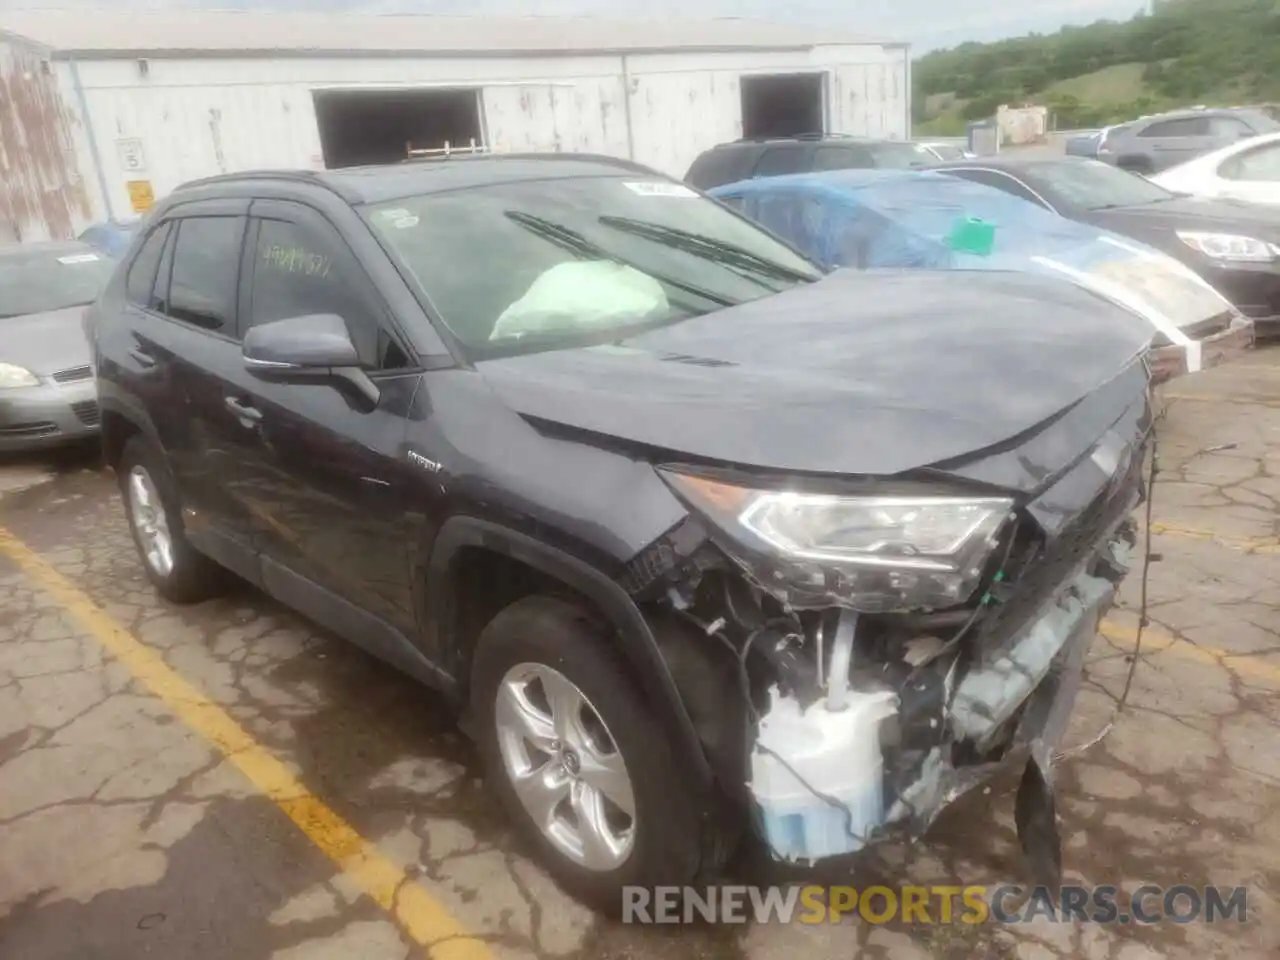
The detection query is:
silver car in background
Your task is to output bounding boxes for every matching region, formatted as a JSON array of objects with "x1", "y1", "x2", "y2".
[
  {"x1": 1096, "y1": 107, "x2": 1280, "y2": 174},
  {"x1": 0, "y1": 241, "x2": 116, "y2": 451}
]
